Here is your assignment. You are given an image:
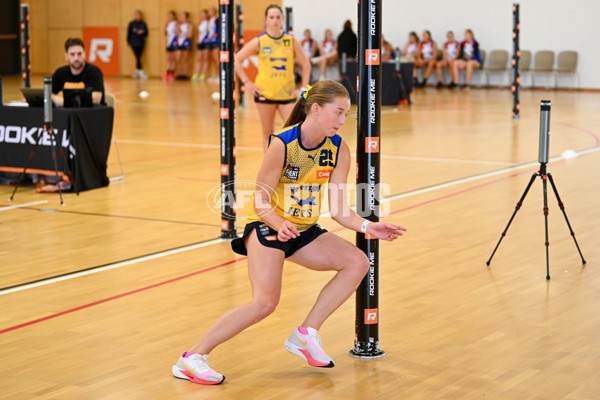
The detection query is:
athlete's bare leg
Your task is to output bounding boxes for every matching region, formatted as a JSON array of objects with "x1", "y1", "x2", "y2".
[
  {"x1": 256, "y1": 102, "x2": 278, "y2": 151},
  {"x1": 276, "y1": 102, "x2": 296, "y2": 126},
  {"x1": 189, "y1": 230, "x2": 285, "y2": 354},
  {"x1": 200, "y1": 49, "x2": 209, "y2": 76},
  {"x1": 424, "y1": 57, "x2": 436, "y2": 80},
  {"x1": 465, "y1": 60, "x2": 481, "y2": 85},
  {"x1": 167, "y1": 51, "x2": 177, "y2": 72},
  {"x1": 180, "y1": 51, "x2": 190, "y2": 76},
  {"x1": 452, "y1": 59, "x2": 466, "y2": 84},
  {"x1": 319, "y1": 51, "x2": 338, "y2": 79},
  {"x1": 436, "y1": 60, "x2": 448, "y2": 82},
  {"x1": 288, "y1": 232, "x2": 369, "y2": 330}
]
